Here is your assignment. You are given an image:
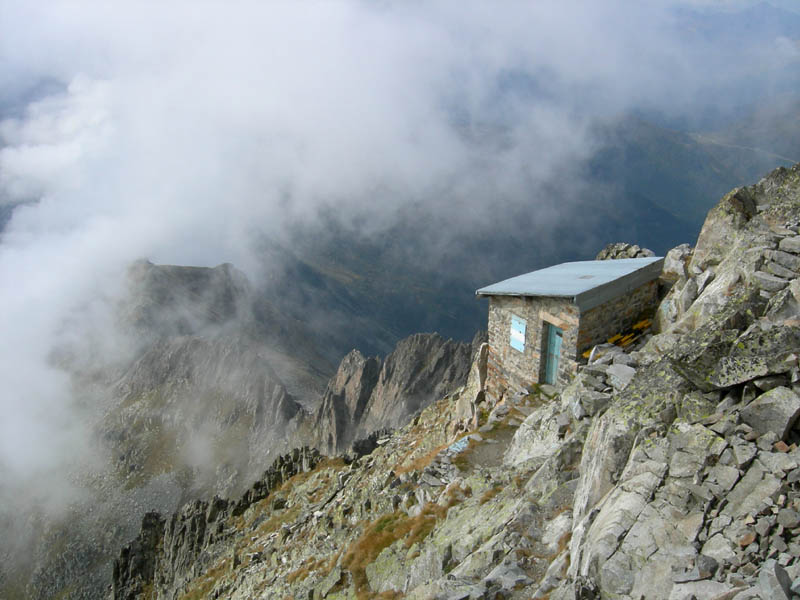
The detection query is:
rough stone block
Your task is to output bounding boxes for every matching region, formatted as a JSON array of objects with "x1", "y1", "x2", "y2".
[
  {"x1": 668, "y1": 580, "x2": 734, "y2": 600},
  {"x1": 779, "y1": 236, "x2": 800, "y2": 254},
  {"x1": 702, "y1": 533, "x2": 736, "y2": 563},
  {"x1": 772, "y1": 249, "x2": 800, "y2": 271},
  {"x1": 754, "y1": 271, "x2": 789, "y2": 292},
  {"x1": 777, "y1": 509, "x2": 800, "y2": 529},
  {"x1": 723, "y1": 461, "x2": 782, "y2": 518},
  {"x1": 758, "y1": 559, "x2": 792, "y2": 600},
  {"x1": 740, "y1": 387, "x2": 800, "y2": 441},
  {"x1": 767, "y1": 261, "x2": 799, "y2": 280},
  {"x1": 607, "y1": 363, "x2": 636, "y2": 390}
]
